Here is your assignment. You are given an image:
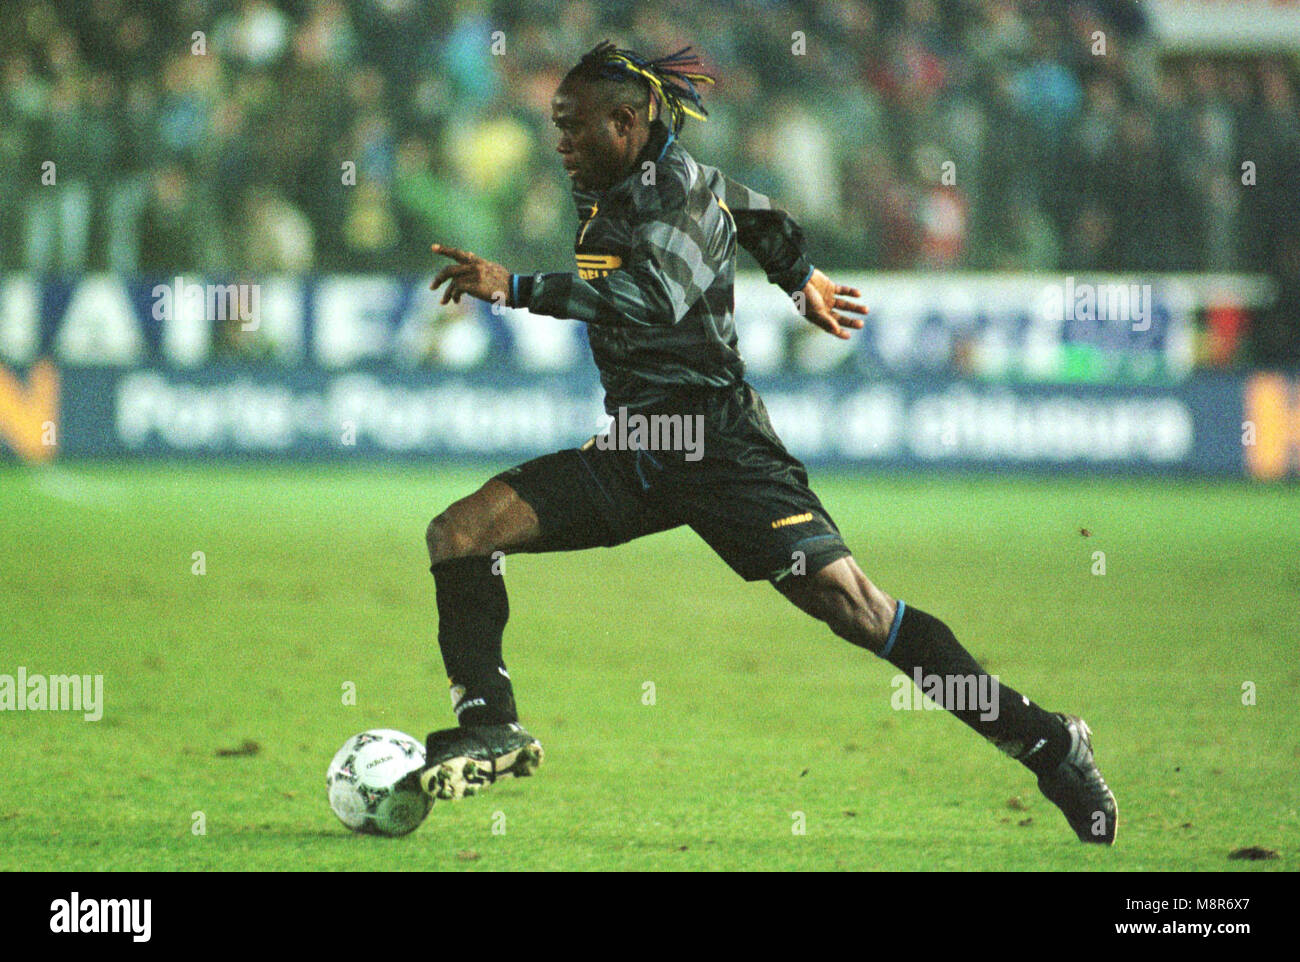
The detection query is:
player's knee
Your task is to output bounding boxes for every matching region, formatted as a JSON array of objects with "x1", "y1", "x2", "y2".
[
  {"x1": 823, "y1": 597, "x2": 883, "y2": 647},
  {"x1": 425, "y1": 510, "x2": 480, "y2": 564},
  {"x1": 852, "y1": 594, "x2": 896, "y2": 650},
  {"x1": 812, "y1": 582, "x2": 894, "y2": 651}
]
